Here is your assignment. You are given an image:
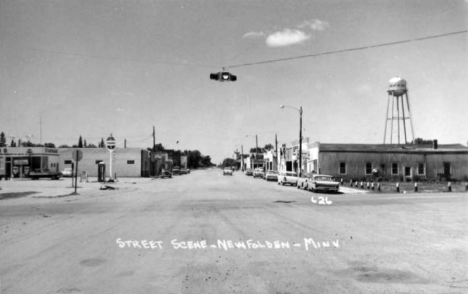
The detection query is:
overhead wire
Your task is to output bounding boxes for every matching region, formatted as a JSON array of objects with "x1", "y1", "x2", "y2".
[
  {"x1": 5, "y1": 39, "x2": 219, "y2": 69},
  {"x1": 225, "y1": 29, "x2": 468, "y2": 70}
]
